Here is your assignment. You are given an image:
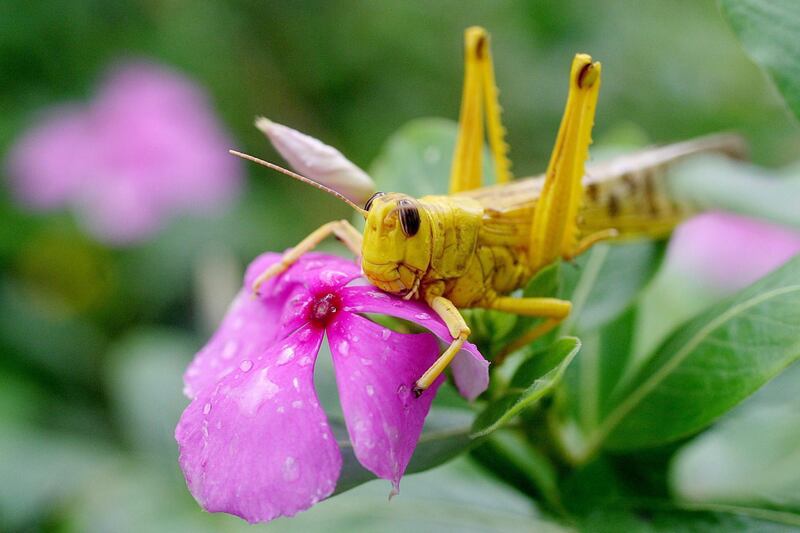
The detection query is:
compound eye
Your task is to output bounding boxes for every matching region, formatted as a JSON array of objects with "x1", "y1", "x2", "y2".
[
  {"x1": 397, "y1": 199, "x2": 421, "y2": 237},
  {"x1": 364, "y1": 191, "x2": 385, "y2": 211}
]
